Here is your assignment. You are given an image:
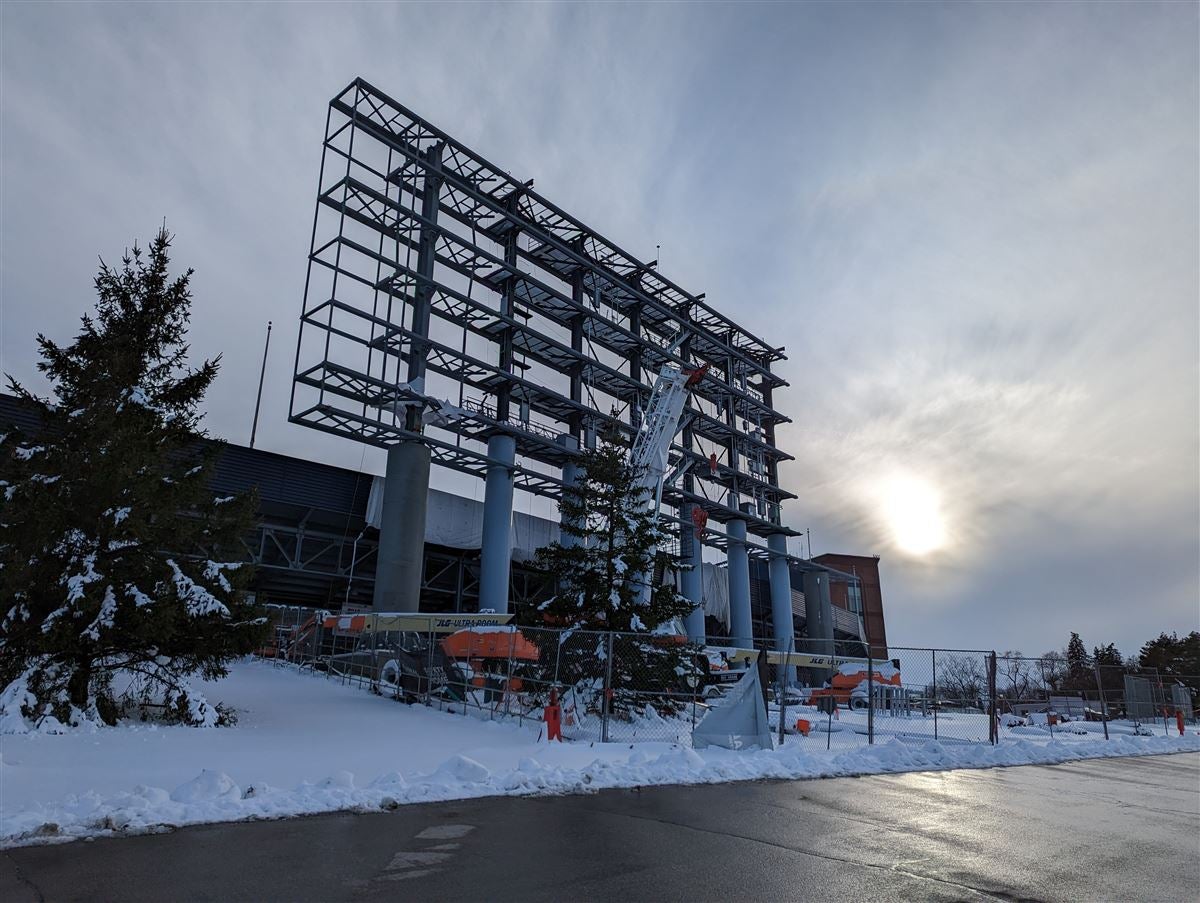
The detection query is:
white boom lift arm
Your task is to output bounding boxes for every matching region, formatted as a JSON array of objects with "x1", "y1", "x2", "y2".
[
  {"x1": 630, "y1": 361, "x2": 703, "y2": 521},
  {"x1": 627, "y1": 347, "x2": 707, "y2": 608}
]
